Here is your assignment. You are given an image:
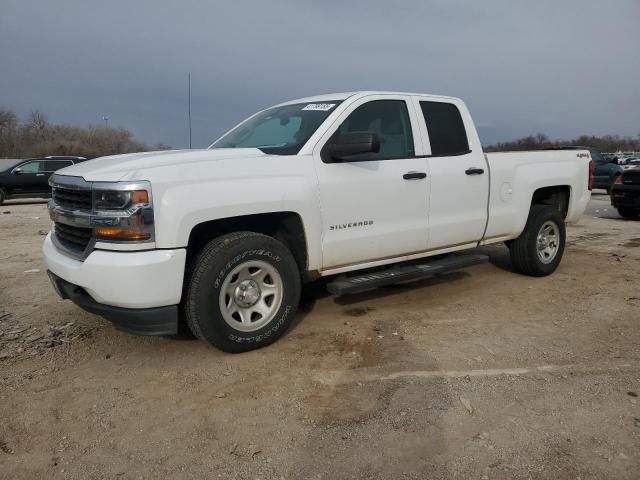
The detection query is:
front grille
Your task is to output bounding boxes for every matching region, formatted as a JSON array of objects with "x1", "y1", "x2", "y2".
[
  {"x1": 52, "y1": 187, "x2": 92, "y2": 210},
  {"x1": 622, "y1": 170, "x2": 640, "y2": 185},
  {"x1": 54, "y1": 223, "x2": 93, "y2": 254}
]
